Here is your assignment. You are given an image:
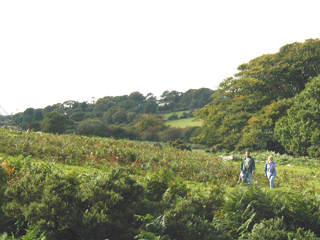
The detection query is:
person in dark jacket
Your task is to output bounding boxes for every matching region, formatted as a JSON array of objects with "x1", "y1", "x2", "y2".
[
  {"x1": 264, "y1": 155, "x2": 277, "y2": 189},
  {"x1": 240, "y1": 150, "x2": 255, "y2": 184}
]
